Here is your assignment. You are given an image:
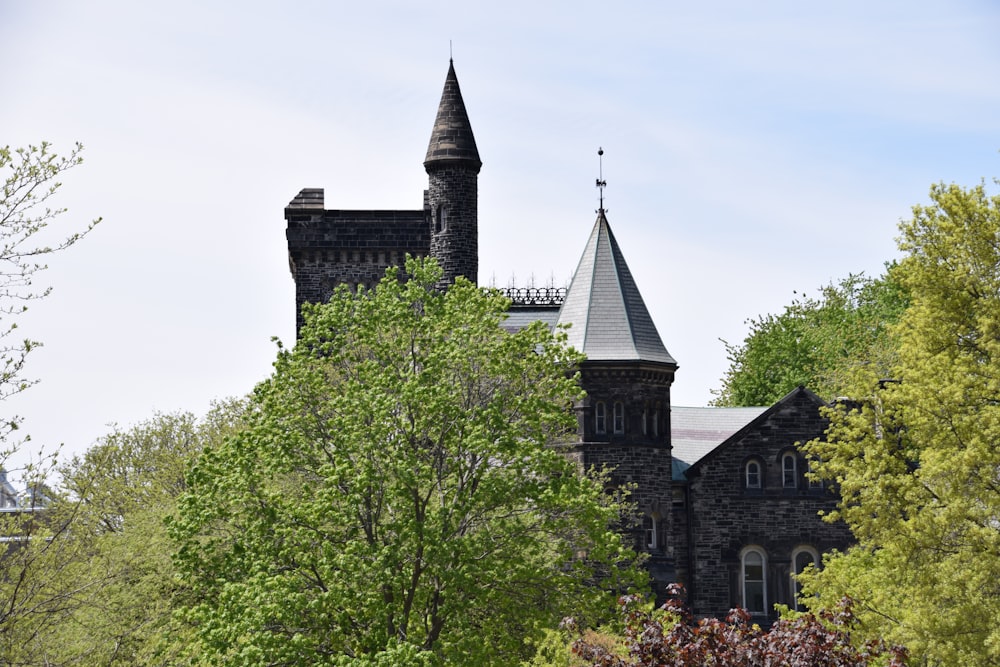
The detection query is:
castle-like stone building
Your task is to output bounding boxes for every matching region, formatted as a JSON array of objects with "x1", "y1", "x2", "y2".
[{"x1": 284, "y1": 60, "x2": 852, "y2": 621}]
